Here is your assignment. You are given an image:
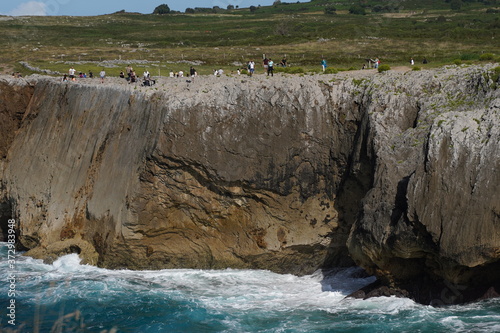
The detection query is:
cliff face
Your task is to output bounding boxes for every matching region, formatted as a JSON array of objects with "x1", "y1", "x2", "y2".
[
  {"x1": 346, "y1": 66, "x2": 500, "y2": 303},
  {"x1": 1, "y1": 65, "x2": 499, "y2": 303},
  {"x1": 0, "y1": 74, "x2": 368, "y2": 274}
]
